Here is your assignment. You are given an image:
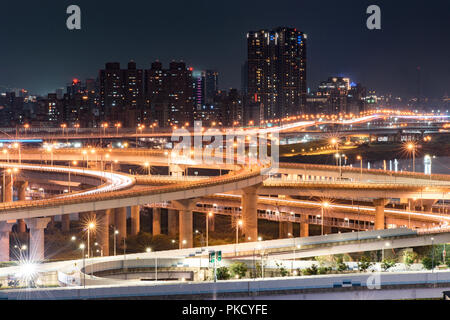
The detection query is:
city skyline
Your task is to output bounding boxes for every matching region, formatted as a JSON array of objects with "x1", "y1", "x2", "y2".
[{"x1": 1, "y1": 0, "x2": 449, "y2": 98}]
